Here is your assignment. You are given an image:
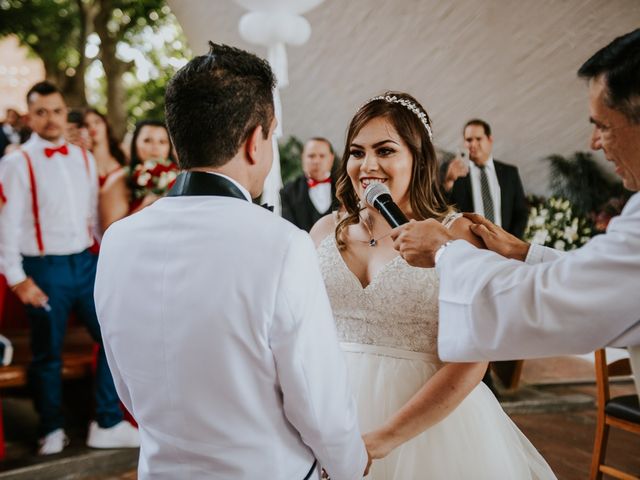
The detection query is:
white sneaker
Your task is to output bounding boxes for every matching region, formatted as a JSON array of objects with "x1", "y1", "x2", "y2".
[
  {"x1": 38, "y1": 428, "x2": 69, "y2": 455},
  {"x1": 86, "y1": 420, "x2": 140, "y2": 449}
]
